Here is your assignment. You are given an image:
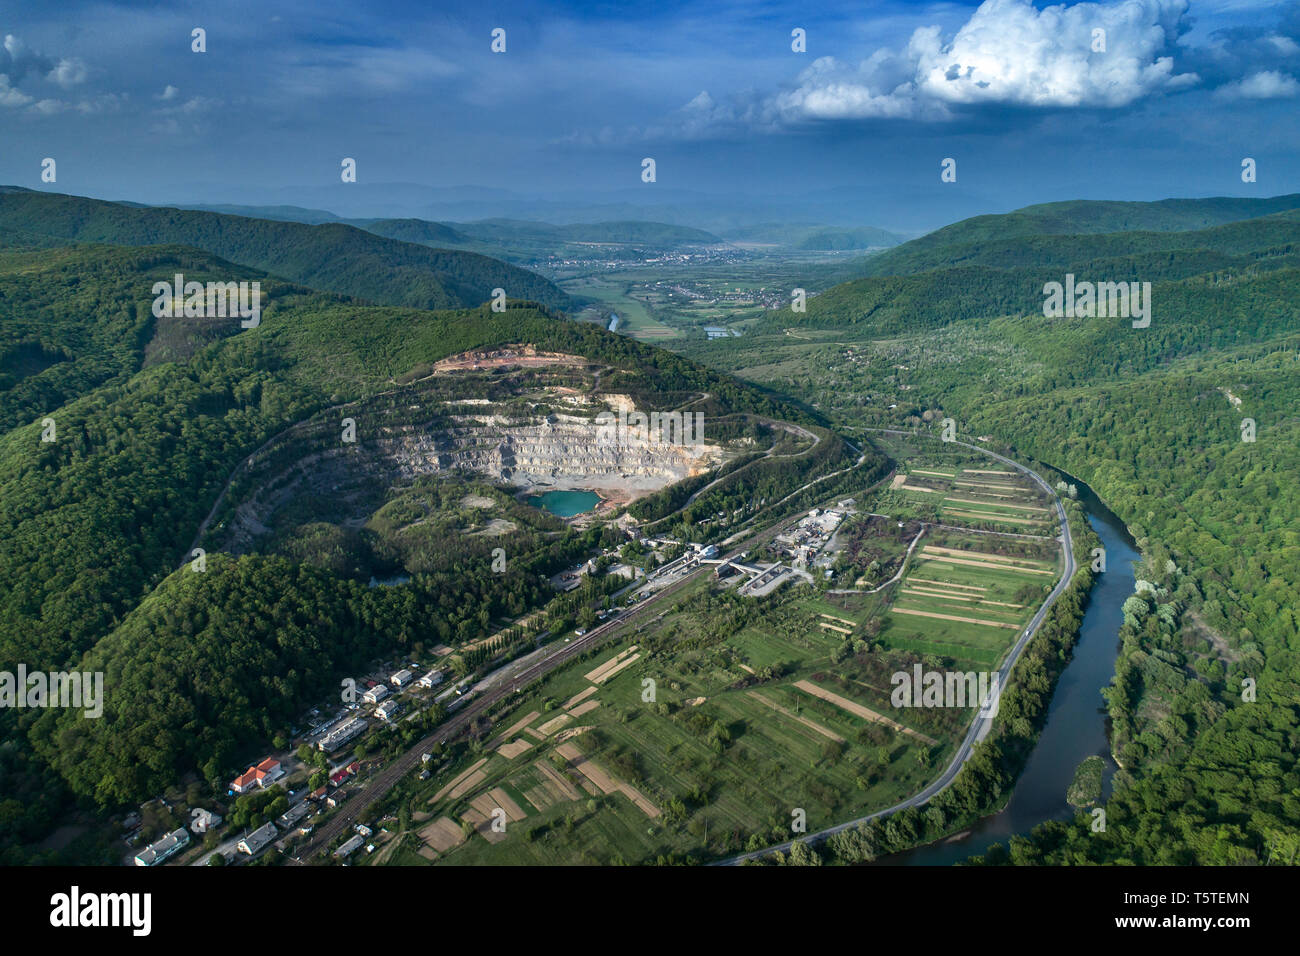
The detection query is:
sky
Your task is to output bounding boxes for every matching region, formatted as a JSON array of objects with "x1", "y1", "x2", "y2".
[{"x1": 0, "y1": 0, "x2": 1297, "y2": 232}]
